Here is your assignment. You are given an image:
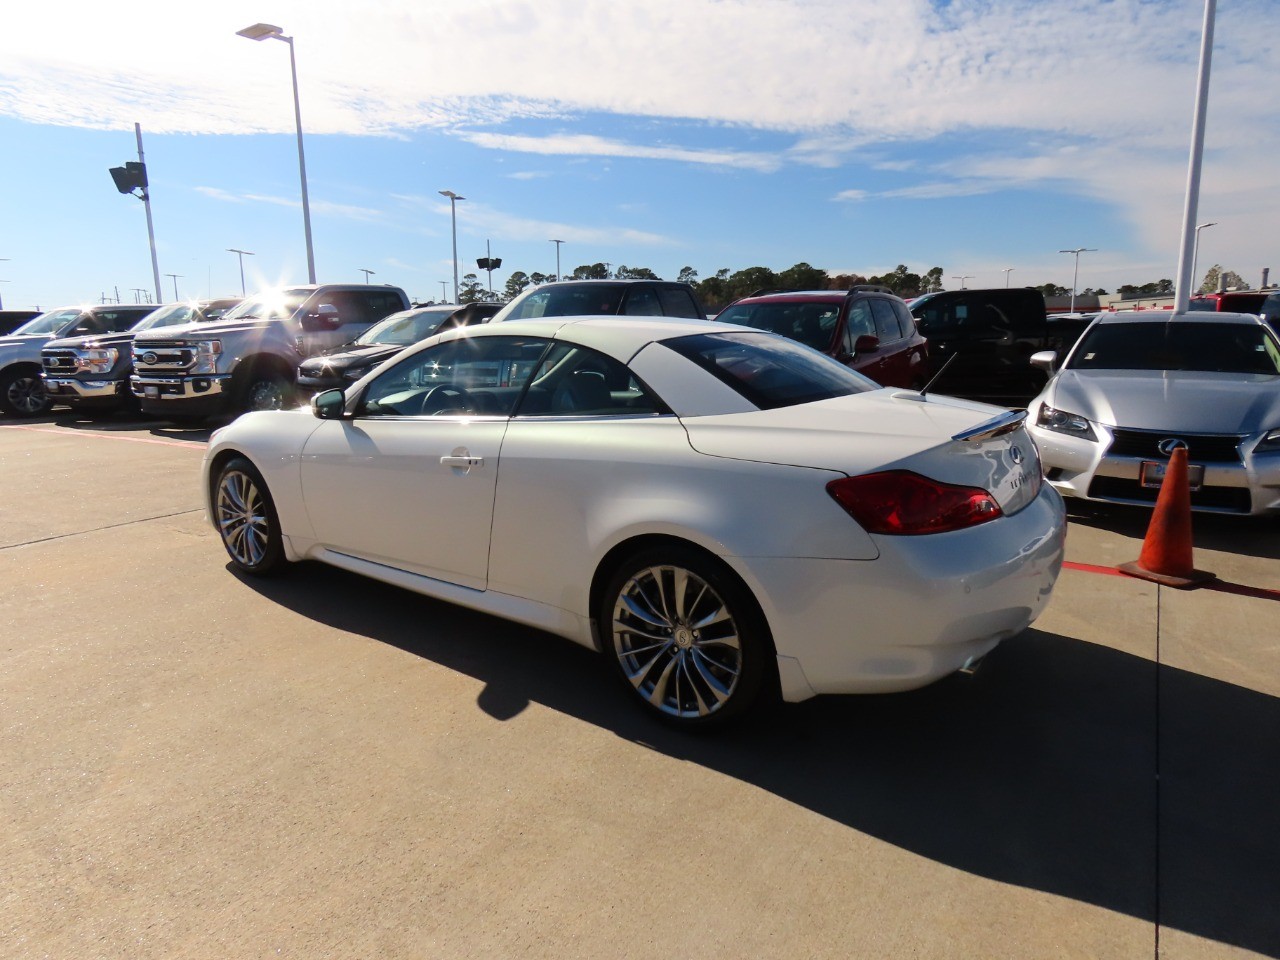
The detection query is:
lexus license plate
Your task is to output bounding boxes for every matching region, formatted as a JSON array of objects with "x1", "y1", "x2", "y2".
[{"x1": 1140, "y1": 460, "x2": 1204, "y2": 491}]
